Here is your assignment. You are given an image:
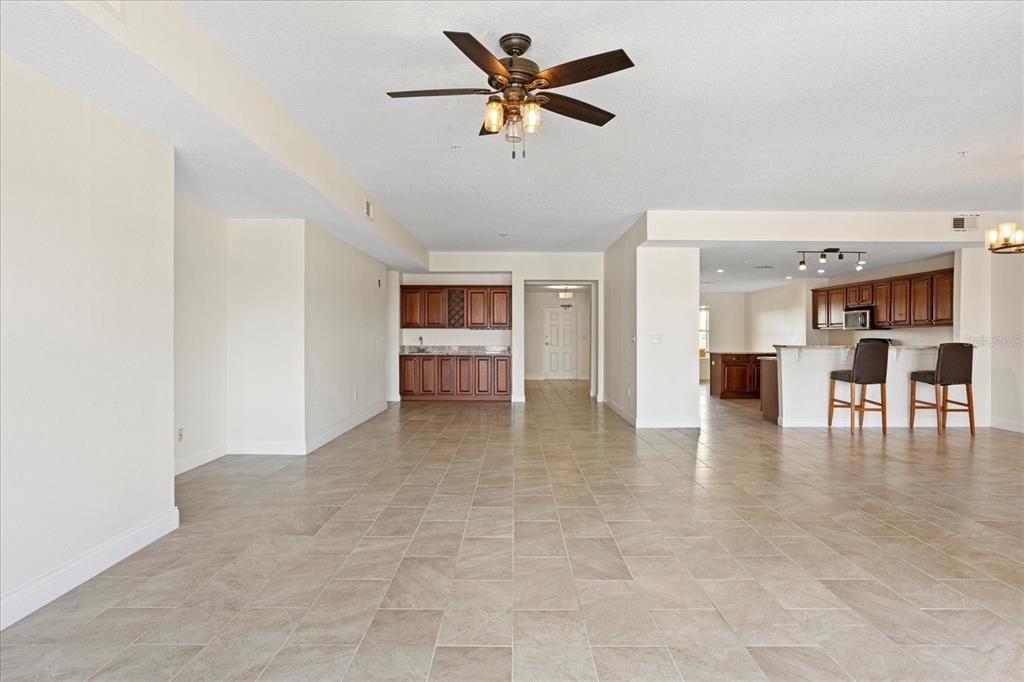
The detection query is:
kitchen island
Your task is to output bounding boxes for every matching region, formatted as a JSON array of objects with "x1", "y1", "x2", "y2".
[{"x1": 772, "y1": 344, "x2": 970, "y2": 429}]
